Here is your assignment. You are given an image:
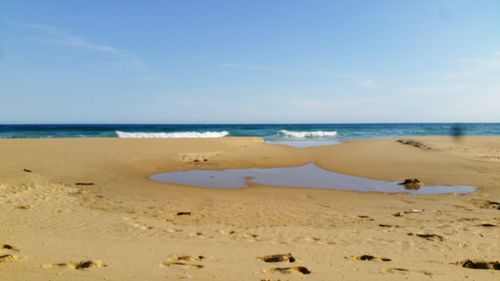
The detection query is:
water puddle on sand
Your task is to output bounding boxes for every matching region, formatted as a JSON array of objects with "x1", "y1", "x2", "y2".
[{"x1": 150, "y1": 163, "x2": 475, "y2": 195}]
